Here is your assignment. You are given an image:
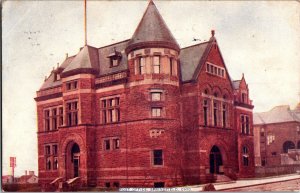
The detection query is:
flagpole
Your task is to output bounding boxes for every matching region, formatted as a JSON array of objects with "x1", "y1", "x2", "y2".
[{"x1": 84, "y1": 0, "x2": 87, "y2": 45}]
